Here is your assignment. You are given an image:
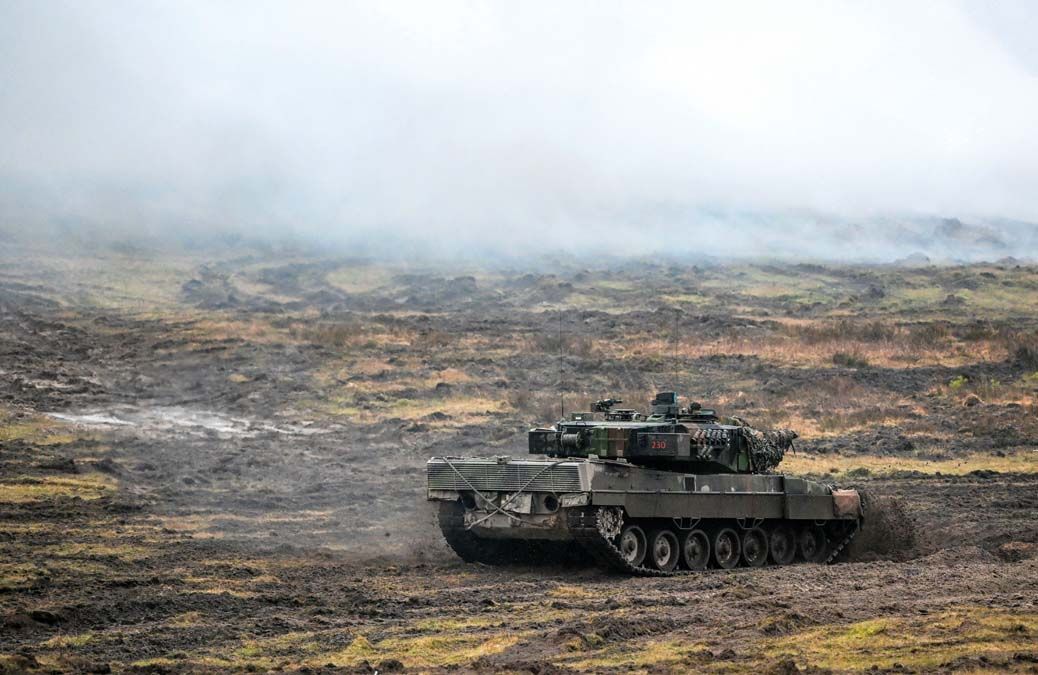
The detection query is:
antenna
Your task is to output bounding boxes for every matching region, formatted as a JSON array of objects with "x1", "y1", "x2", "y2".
[{"x1": 559, "y1": 309, "x2": 565, "y2": 419}]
